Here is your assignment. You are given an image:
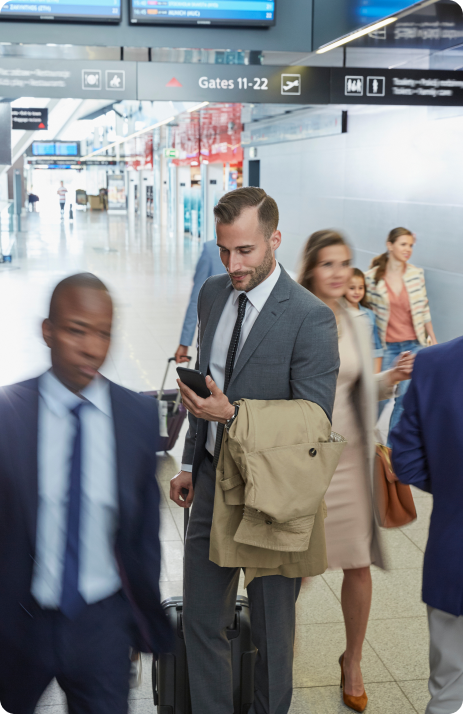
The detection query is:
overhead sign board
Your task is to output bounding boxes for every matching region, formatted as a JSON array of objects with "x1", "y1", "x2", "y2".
[
  {"x1": 3, "y1": 58, "x2": 463, "y2": 109},
  {"x1": 0, "y1": 59, "x2": 136, "y2": 100},
  {"x1": 12, "y1": 107, "x2": 48, "y2": 131},
  {"x1": 138, "y1": 63, "x2": 330, "y2": 104},
  {"x1": 331, "y1": 68, "x2": 463, "y2": 106}
]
